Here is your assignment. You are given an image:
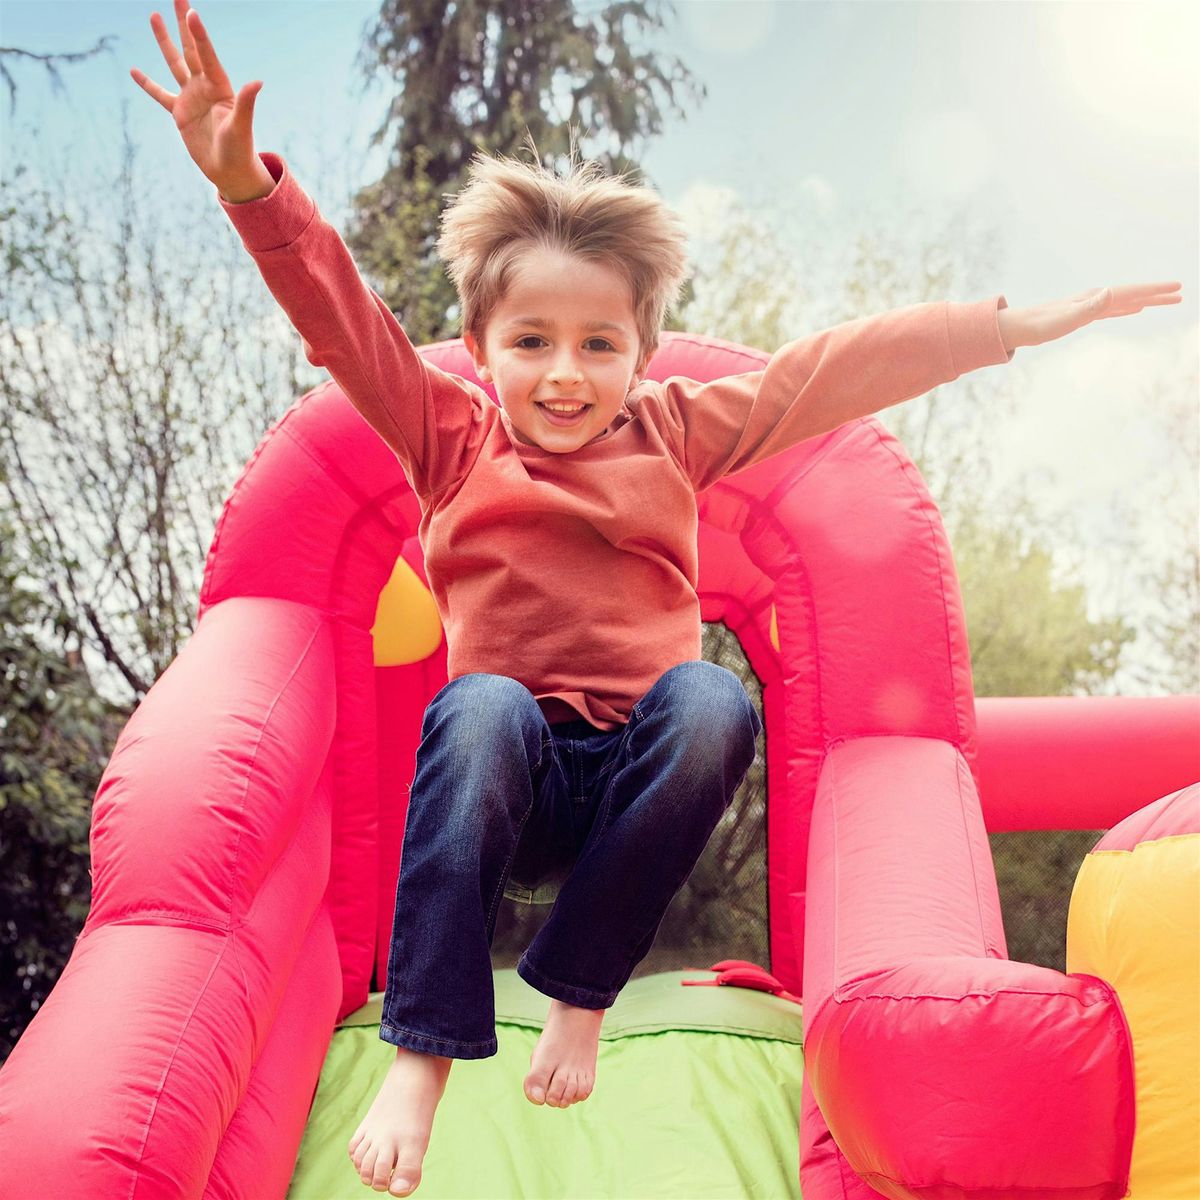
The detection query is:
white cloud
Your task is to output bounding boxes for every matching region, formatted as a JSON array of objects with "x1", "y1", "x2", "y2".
[
  {"x1": 796, "y1": 174, "x2": 838, "y2": 218},
  {"x1": 673, "y1": 180, "x2": 741, "y2": 246}
]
